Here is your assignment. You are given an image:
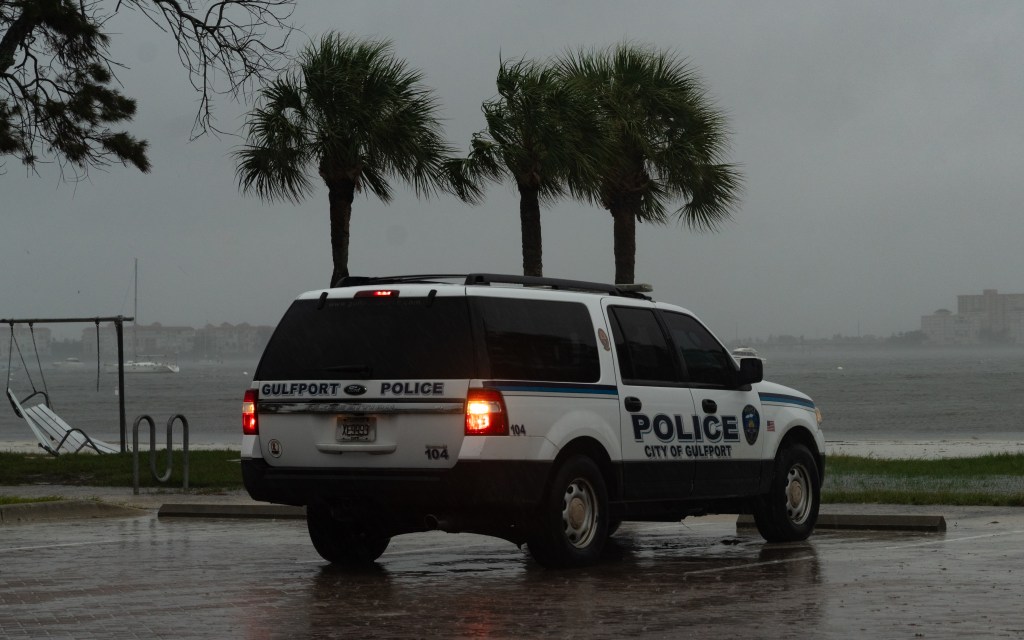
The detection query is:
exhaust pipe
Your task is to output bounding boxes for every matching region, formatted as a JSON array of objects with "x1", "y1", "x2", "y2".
[{"x1": 424, "y1": 514, "x2": 458, "y2": 532}]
